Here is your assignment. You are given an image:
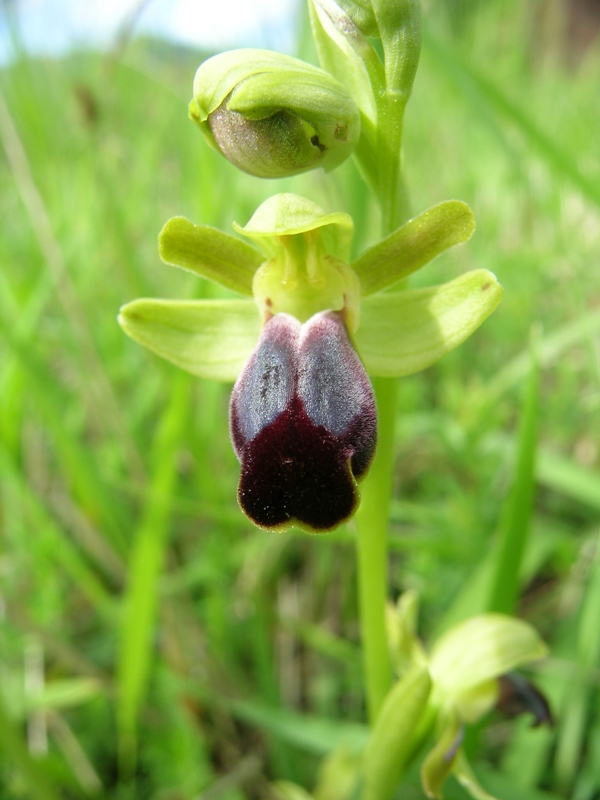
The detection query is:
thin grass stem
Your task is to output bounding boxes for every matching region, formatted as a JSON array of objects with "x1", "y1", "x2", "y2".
[{"x1": 487, "y1": 334, "x2": 539, "y2": 614}]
